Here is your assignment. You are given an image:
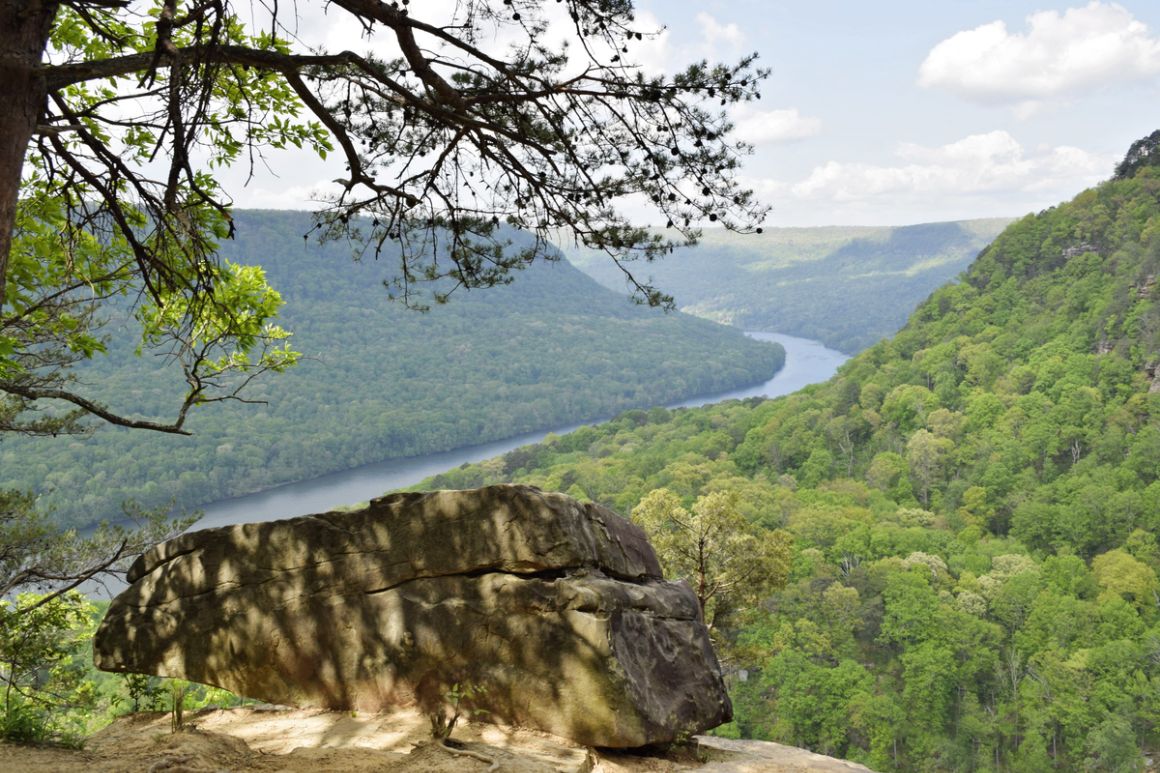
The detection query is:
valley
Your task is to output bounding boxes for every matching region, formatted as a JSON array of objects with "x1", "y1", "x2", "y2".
[
  {"x1": 419, "y1": 162, "x2": 1160, "y2": 770},
  {"x1": 178, "y1": 332, "x2": 847, "y2": 532},
  {"x1": 564, "y1": 219, "x2": 1012, "y2": 354},
  {"x1": 4, "y1": 3, "x2": 1158, "y2": 771},
  {"x1": 0, "y1": 212, "x2": 783, "y2": 530},
  {"x1": 14, "y1": 170, "x2": 1159, "y2": 770}
]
